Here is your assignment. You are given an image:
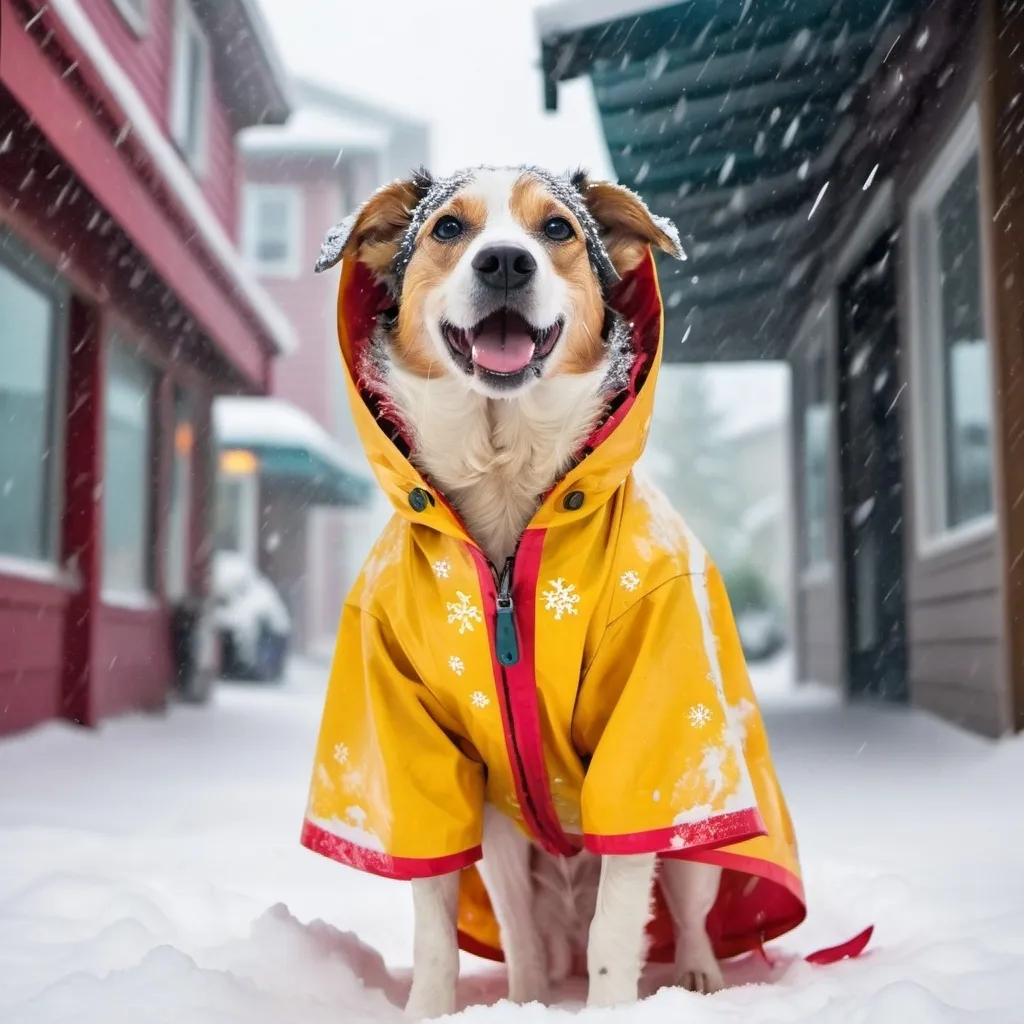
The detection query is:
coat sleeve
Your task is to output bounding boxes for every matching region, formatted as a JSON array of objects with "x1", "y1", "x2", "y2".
[
  {"x1": 301, "y1": 601, "x2": 485, "y2": 878},
  {"x1": 575, "y1": 562, "x2": 767, "y2": 856}
]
